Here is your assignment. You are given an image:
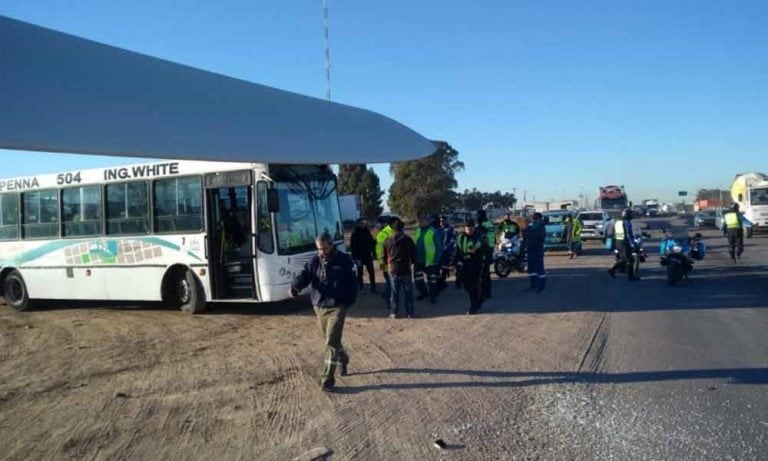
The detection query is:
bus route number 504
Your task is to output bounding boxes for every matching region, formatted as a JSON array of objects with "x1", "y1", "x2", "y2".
[{"x1": 57, "y1": 172, "x2": 82, "y2": 185}]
